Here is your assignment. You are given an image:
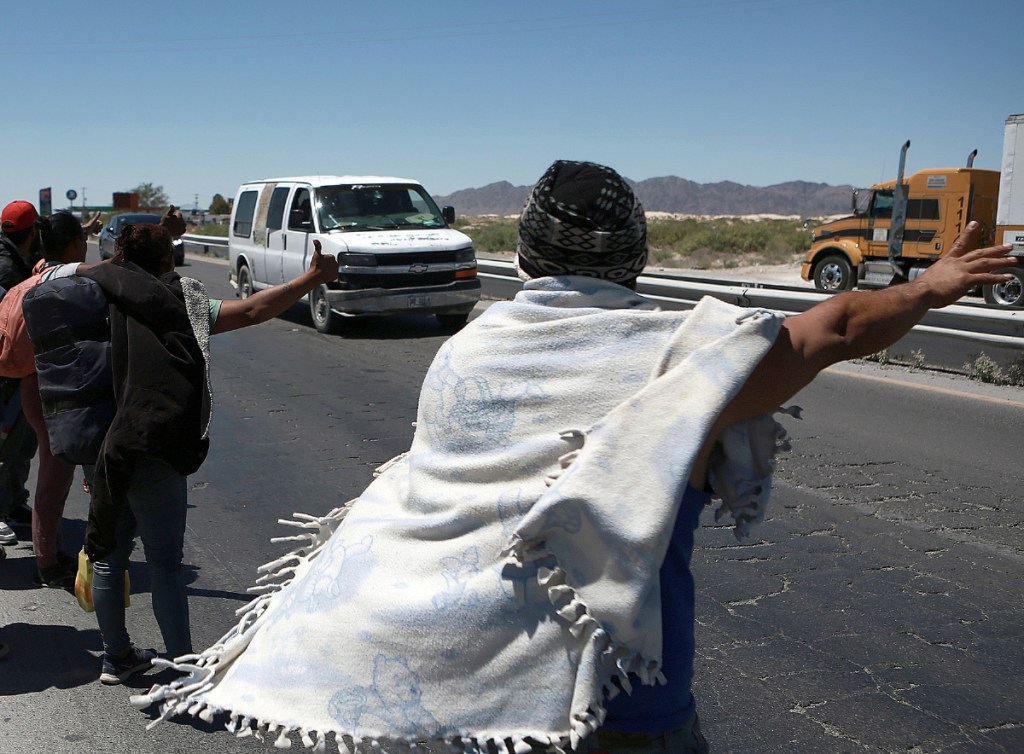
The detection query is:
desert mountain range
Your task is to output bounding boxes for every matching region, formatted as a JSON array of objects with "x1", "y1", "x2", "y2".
[{"x1": 434, "y1": 177, "x2": 854, "y2": 218}]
